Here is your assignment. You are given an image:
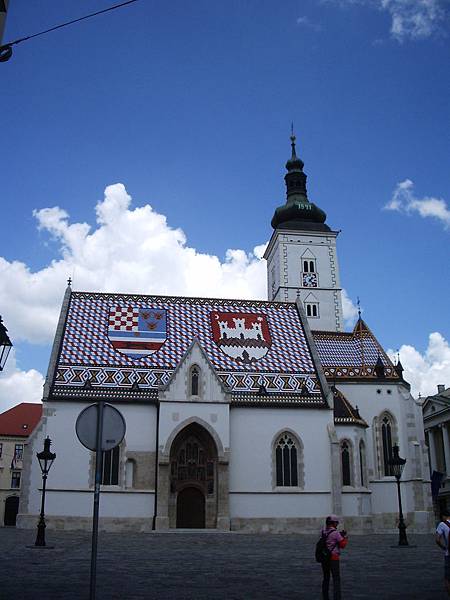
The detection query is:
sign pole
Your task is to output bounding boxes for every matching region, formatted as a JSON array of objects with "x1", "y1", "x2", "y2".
[{"x1": 89, "y1": 401, "x2": 104, "y2": 600}]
